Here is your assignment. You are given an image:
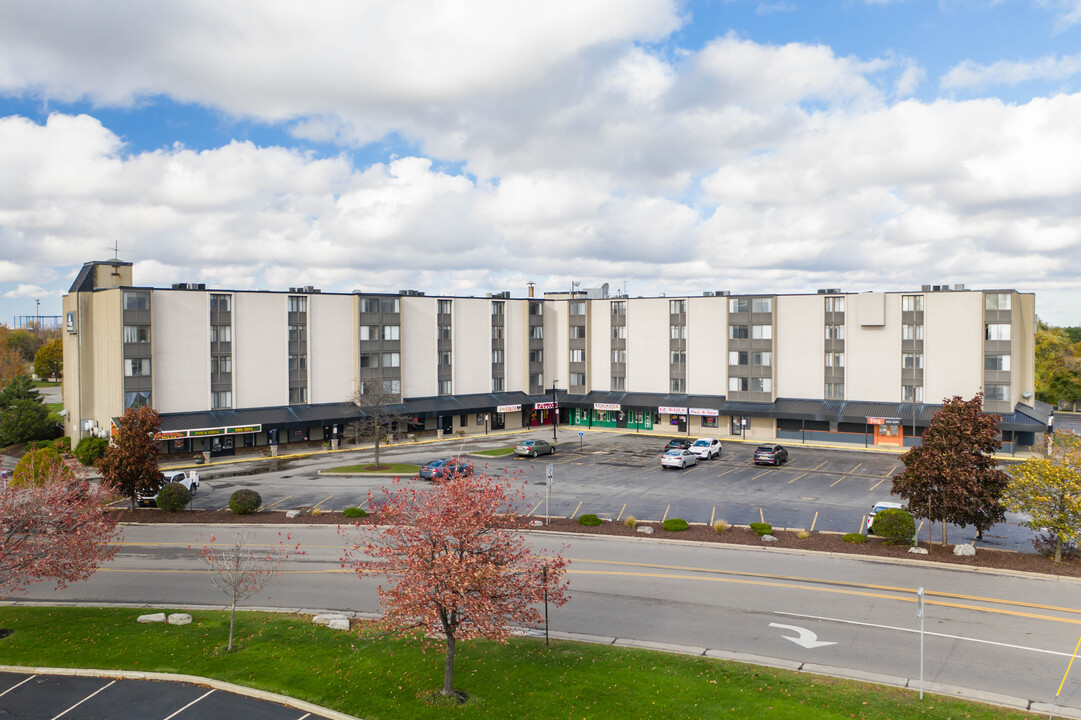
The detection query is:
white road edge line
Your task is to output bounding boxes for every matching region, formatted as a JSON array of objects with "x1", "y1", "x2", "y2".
[
  {"x1": 0, "y1": 674, "x2": 35, "y2": 698},
  {"x1": 50, "y1": 679, "x2": 116, "y2": 720},
  {"x1": 162, "y1": 688, "x2": 216, "y2": 720},
  {"x1": 774, "y1": 610, "x2": 1076, "y2": 658}
]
